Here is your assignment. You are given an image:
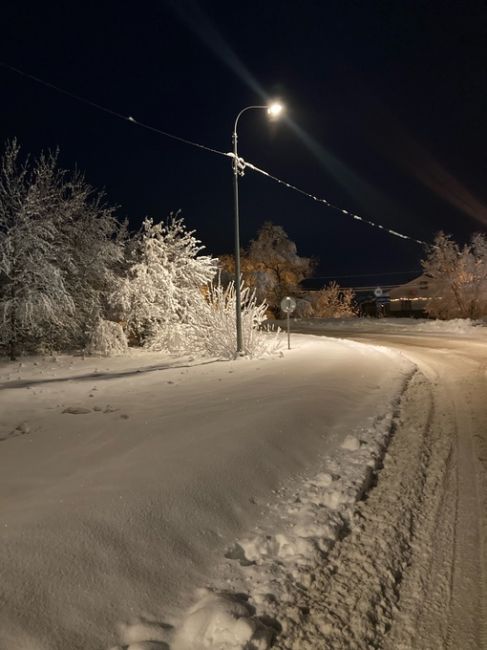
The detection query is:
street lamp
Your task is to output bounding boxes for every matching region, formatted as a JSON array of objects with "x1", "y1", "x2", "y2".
[{"x1": 232, "y1": 101, "x2": 284, "y2": 355}]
